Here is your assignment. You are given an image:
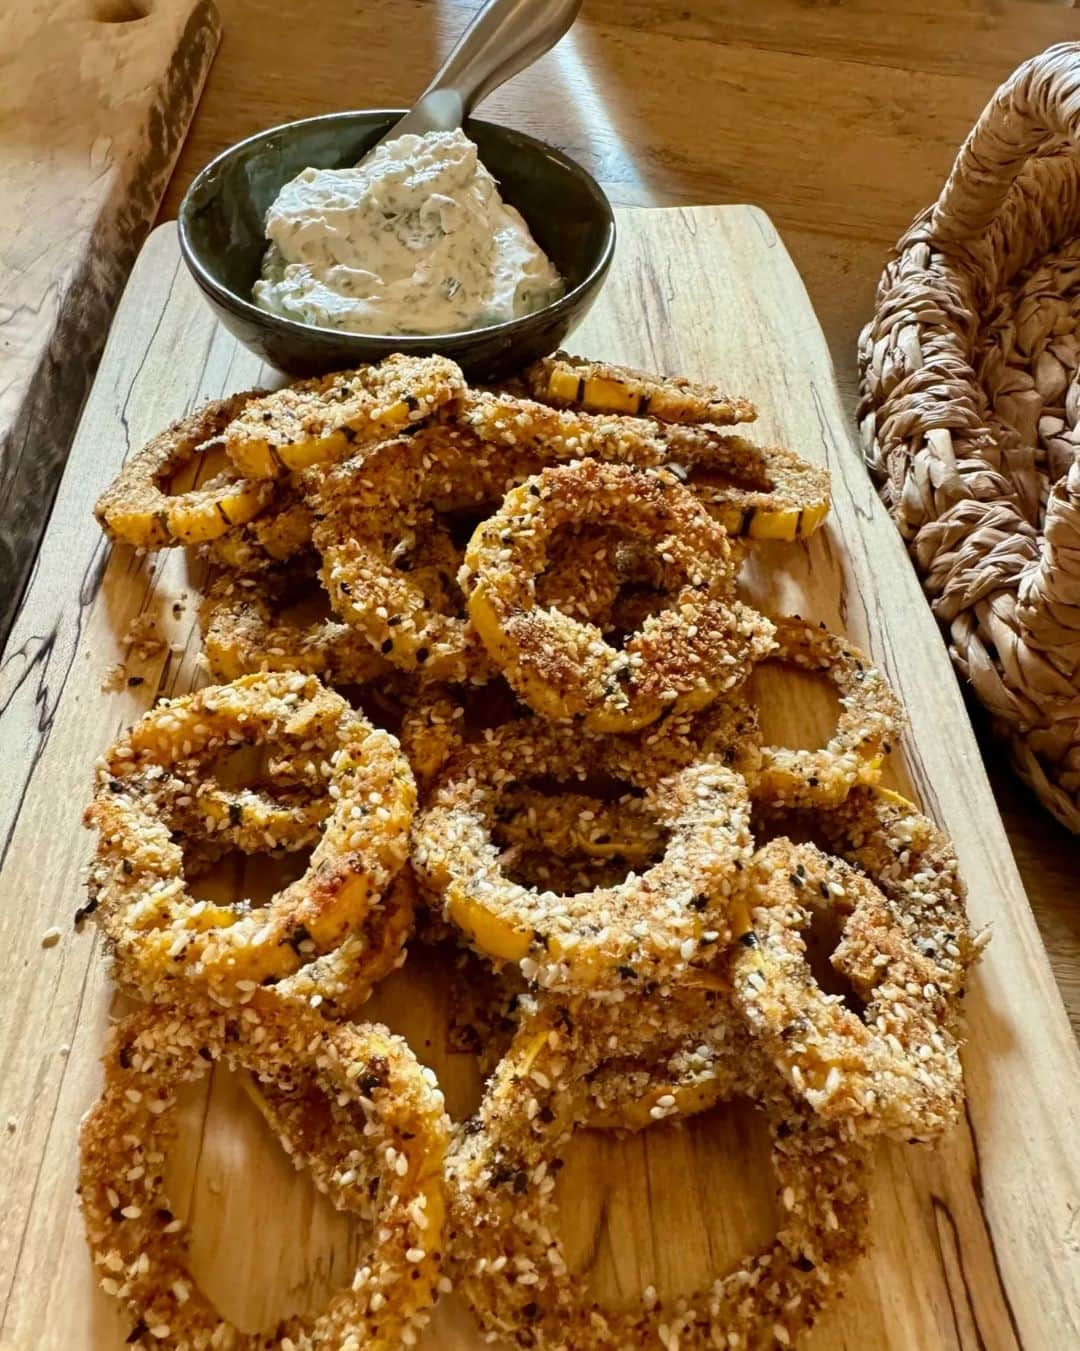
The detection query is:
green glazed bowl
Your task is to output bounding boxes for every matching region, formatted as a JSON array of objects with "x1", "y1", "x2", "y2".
[{"x1": 177, "y1": 111, "x2": 616, "y2": 381}]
